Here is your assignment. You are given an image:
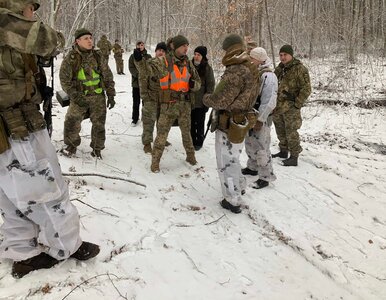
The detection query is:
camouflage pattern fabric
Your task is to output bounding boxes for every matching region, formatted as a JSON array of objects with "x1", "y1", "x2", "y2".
[
  {"x1": 63, "y1": 94, "x2": 106, "y2": 151},
  {"x1": 203, "y1": 44, "x2": 259, "y2": 112},
  {"x1": 112, "y1": 42, "x2": 124, "y2": 74},
  {"x1": 215, "y1": 130, "x2": 247, "y2": 206},
  {"x1": 272, "y1": 106, "x2": 303, "y2": 156},
  {"x1": 96, "y1": 35, "x2": 112, "y2": 60},
  {"x1": 273, "y1": 58, "x2": 311, "y2": 156},
  {"x1": 152, "y1": 101, "x2": 195, "y2": 162},
  {"x1": 60, "y1": 45, "x2": 115, "y2": 151},
  {"x1": 245, "y1": 120, "x2": 277, "y2": 182},
  {"x1": 141, "y1": 100, "x2": 159, "y2": 145},
  {"x1": 129, "y1": 49, "x2": 151, "y2": 88}
]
